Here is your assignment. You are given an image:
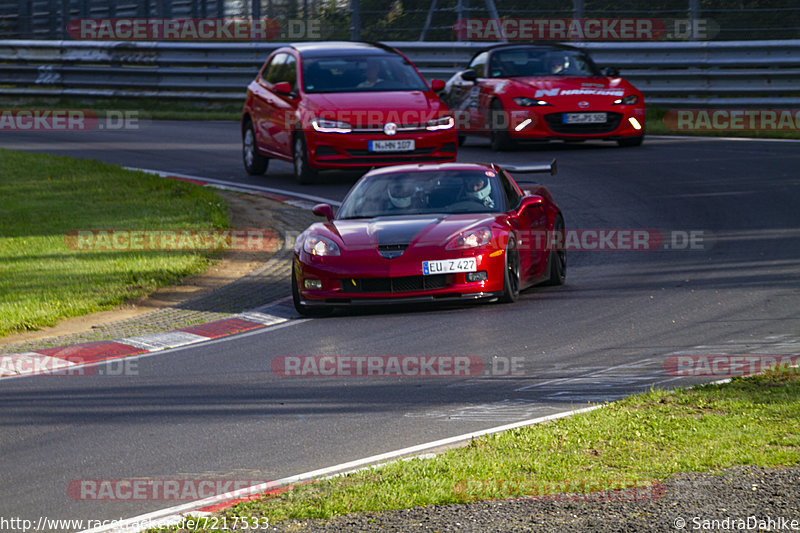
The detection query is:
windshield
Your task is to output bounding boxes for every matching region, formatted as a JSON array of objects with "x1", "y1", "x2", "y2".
[
  {"x1": 337, "y1": 170, "x2": 506, "y2": 219},
  {"x1": 302, "y1": 55, "x2": 429, "y2": 93},
  {"x1": 489, "y1": 48, "x2": 600, "y2": 77}
]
